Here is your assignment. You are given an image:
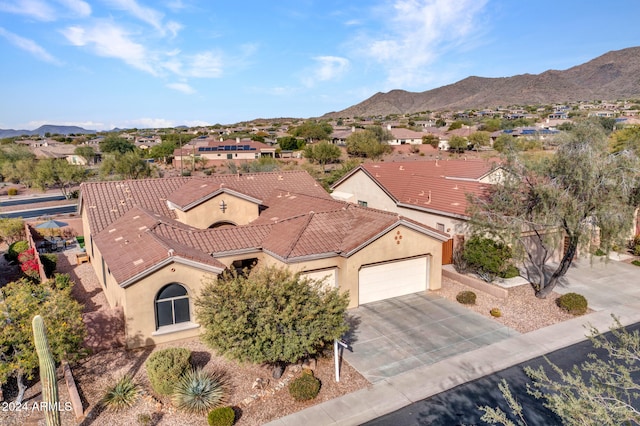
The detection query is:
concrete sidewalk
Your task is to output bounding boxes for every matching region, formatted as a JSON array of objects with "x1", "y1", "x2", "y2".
[{"x1": 267, "y1": 258, "x2": 640, "y2": 426}]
